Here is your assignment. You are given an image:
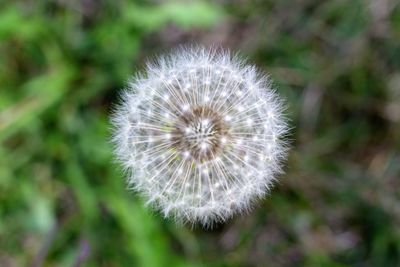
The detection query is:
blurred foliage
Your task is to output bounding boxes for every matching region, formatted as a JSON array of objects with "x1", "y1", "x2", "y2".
[{"x1": 0, "y1": 0, "x2": 400, "y2": 267}]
